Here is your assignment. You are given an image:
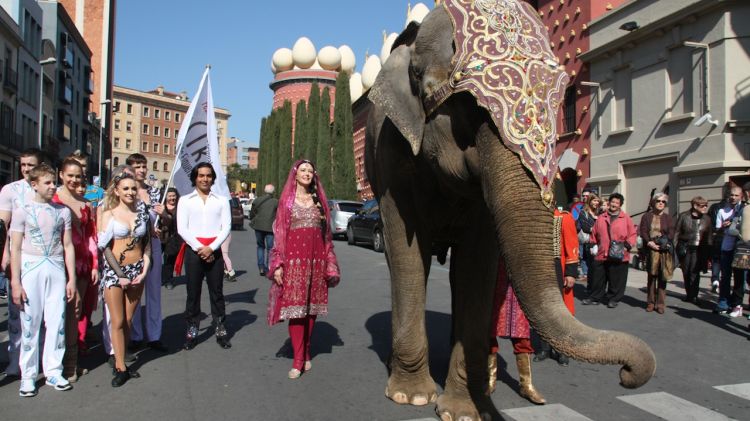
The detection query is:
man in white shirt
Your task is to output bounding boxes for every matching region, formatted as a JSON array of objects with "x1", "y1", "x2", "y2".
[
  {"x1": 177, "y1": 163, "x2": 232, "y2": 350},
  {"x1": 715, "y1": 186, "x2": 742, "y2": 314},
  {"x1": 0, "y1": 148, "x2": 41, "y2": 378}
]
